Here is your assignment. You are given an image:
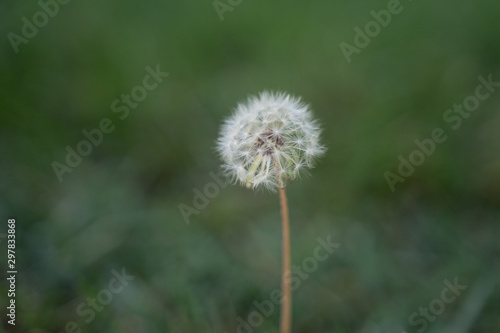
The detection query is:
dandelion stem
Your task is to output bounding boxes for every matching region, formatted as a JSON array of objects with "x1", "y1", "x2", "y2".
[{"x1": 276, "y1": 165, "x2": 292, "y2": 333}]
